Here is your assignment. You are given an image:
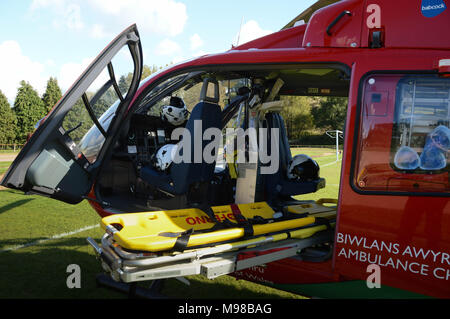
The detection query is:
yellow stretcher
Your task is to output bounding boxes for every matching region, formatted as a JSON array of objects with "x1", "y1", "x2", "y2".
[
  {"x1": 88, "y1": 199, "x2": 337, "y2": 284},
  {"x1": 100, "y1": 200, "x2": 337, "y2": 253}
]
